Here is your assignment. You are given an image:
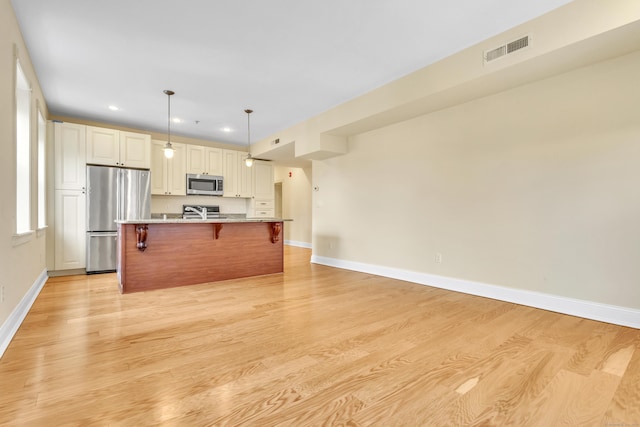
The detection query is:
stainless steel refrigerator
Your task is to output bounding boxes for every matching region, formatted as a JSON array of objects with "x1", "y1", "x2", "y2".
[{"x1": 86, "y1": 165, "x2": 151, "y2": 273}]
